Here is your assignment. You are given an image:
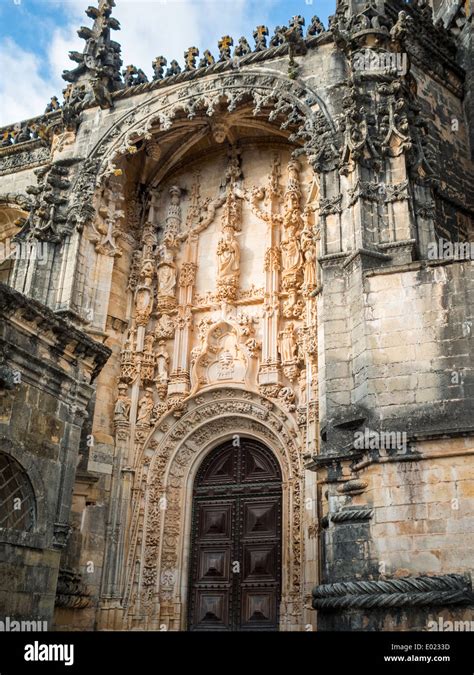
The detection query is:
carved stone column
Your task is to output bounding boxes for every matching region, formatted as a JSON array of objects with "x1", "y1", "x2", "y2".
[{"x1": 255, "y1": 155, "x2": 284, "y2": 395}]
